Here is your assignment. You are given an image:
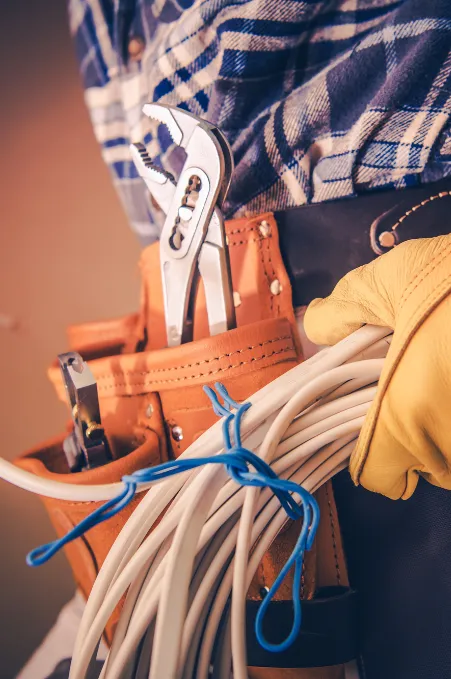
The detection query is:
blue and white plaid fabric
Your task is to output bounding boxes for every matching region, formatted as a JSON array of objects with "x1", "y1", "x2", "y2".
[{"x1": 69, "y1": 0, "x2": 451, "y2": 244}]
